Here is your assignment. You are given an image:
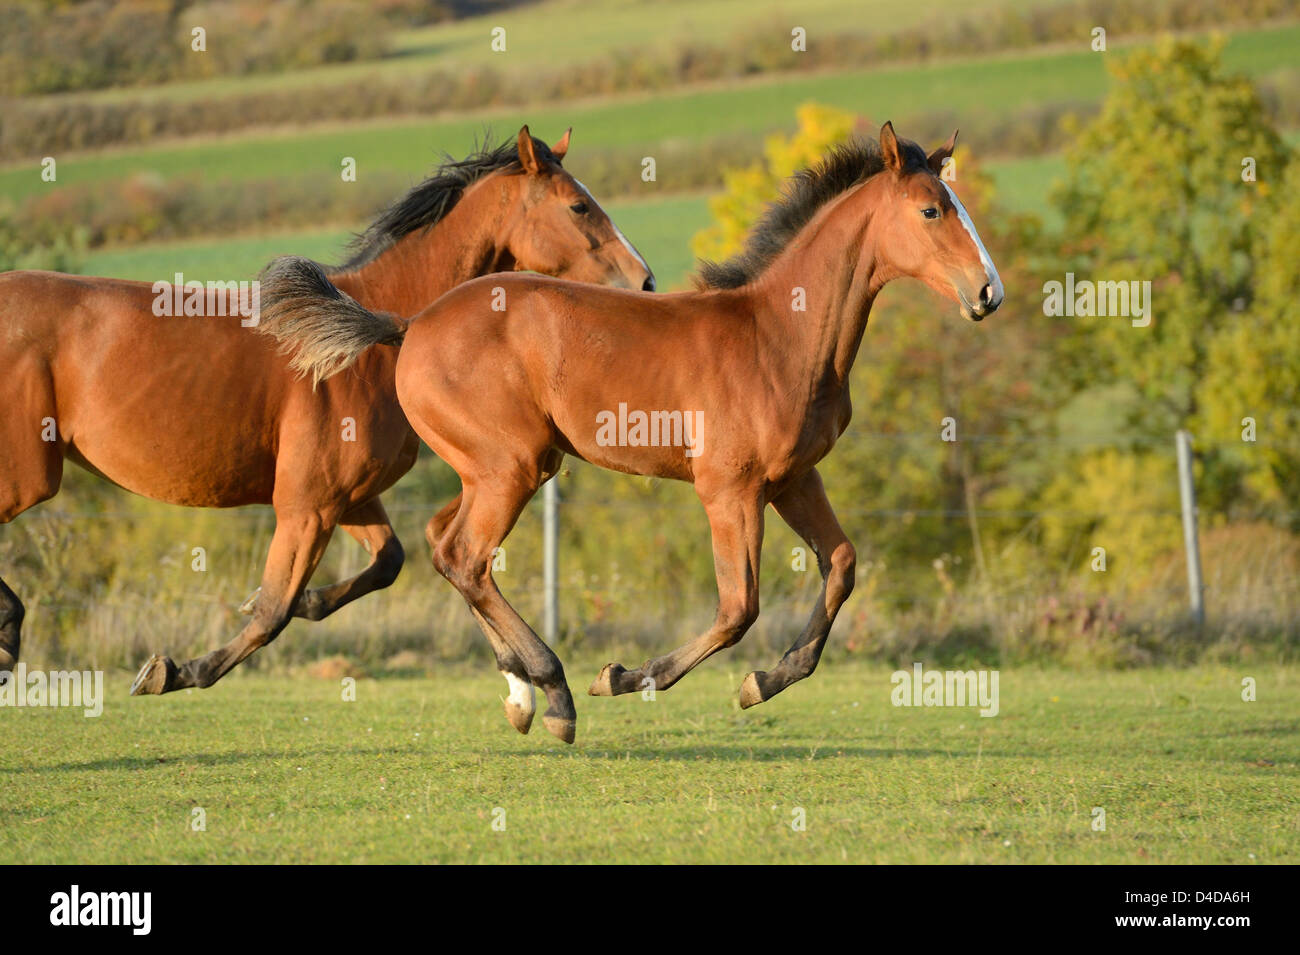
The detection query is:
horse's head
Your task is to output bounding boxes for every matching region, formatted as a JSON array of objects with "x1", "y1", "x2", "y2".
[
  {"x1": 499, "y1": 126, "x2": 655, "y2": 292},
  {"x1": 868, "y1": 122, "x2": 1003, "y2": 321}
]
